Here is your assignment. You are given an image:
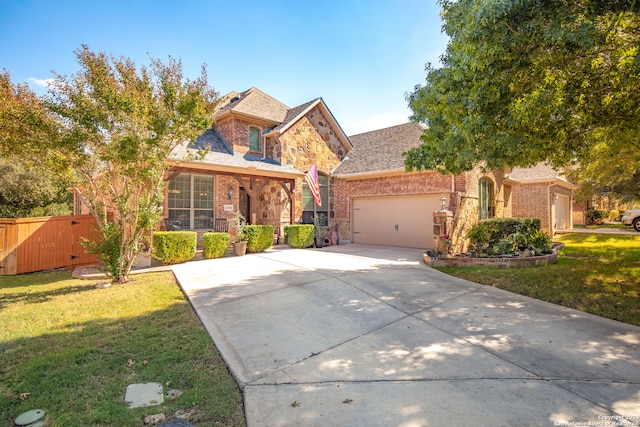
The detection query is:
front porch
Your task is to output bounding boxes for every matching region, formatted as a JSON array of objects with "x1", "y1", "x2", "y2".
[{"x1": 161, "y1": 164, "x2": 302, "y2": 245}]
